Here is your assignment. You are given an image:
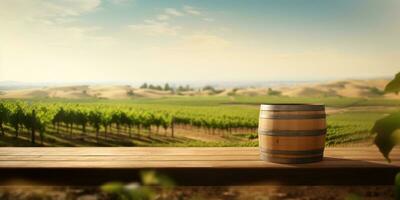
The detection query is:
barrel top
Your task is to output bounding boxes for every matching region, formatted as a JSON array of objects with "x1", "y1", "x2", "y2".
[{"x1": 260, "y1": 104, "x2": 325, "y2": 111}]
